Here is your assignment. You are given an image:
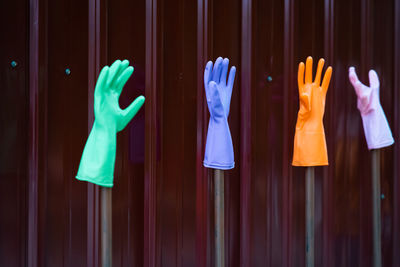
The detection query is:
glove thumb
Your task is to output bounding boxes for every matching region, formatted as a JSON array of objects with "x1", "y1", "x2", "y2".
[{"x1": 117, "y1": 95, "x2": 145, "y2": 132}]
